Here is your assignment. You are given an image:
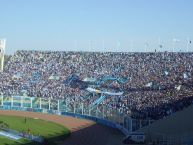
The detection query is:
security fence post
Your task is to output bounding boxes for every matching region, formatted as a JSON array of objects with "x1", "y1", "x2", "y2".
[
  {"x1": 81, "y1": 103, "x2": 84, "y2": 115},
  {"x1": 30, "y1": 97, "x2": 33, "y2": 108},
  {"x1": 57, "y1": 100, "x2": 60, "y2": 111},
  {"x1": 48, "y1": 98, "x2": 51, "y2": 110},
  {"x1": 11, "y1": 96, "x2": 13, "y2": 107},
  {"x1": 21, "y1": 96, "x2": 23, "y2": 108},
  {"x1": 102, "y1": 105, "x2": 105, "y2": 118},
  {"x1": 65, "y1": 98, "x2": 68, "y2": 112},
  {"x1": 39, "y1": 98, "x2": 42, "y2": 109},
  {"x1": 89, "y1": 109, "x2": 91, "y2": 116},
  {"x1": 73, "y1": 102, "x2": 76, "y2": 113},
  {"x1": 2, "y1": 95, "x2": 4, "y2": 106}
]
